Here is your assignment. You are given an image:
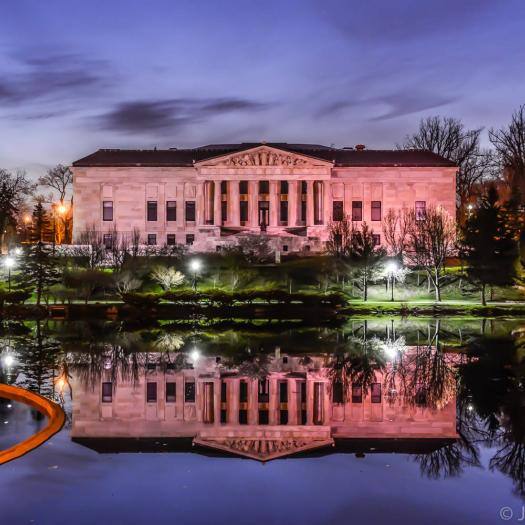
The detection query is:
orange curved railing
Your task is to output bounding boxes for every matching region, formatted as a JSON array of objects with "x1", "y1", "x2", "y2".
[{"x1": 0, "y1": 384, "x2": 66, "y2": 465}]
